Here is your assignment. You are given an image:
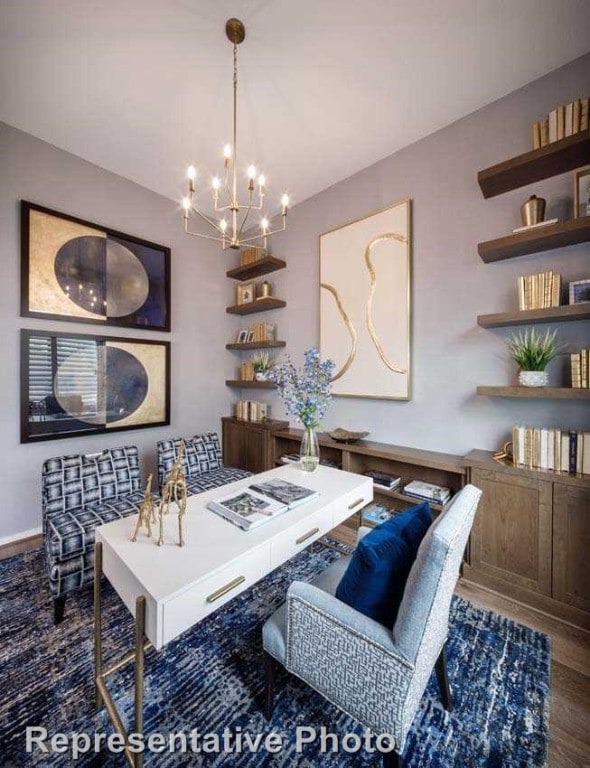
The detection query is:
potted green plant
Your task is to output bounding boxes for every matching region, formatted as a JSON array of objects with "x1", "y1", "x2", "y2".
[
  {"x1": 505, "y1": 329, "x2": 559, "y2": 387},
  {"x1": 251, "y1": 351, "x2": 273, "y2": 381}
]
